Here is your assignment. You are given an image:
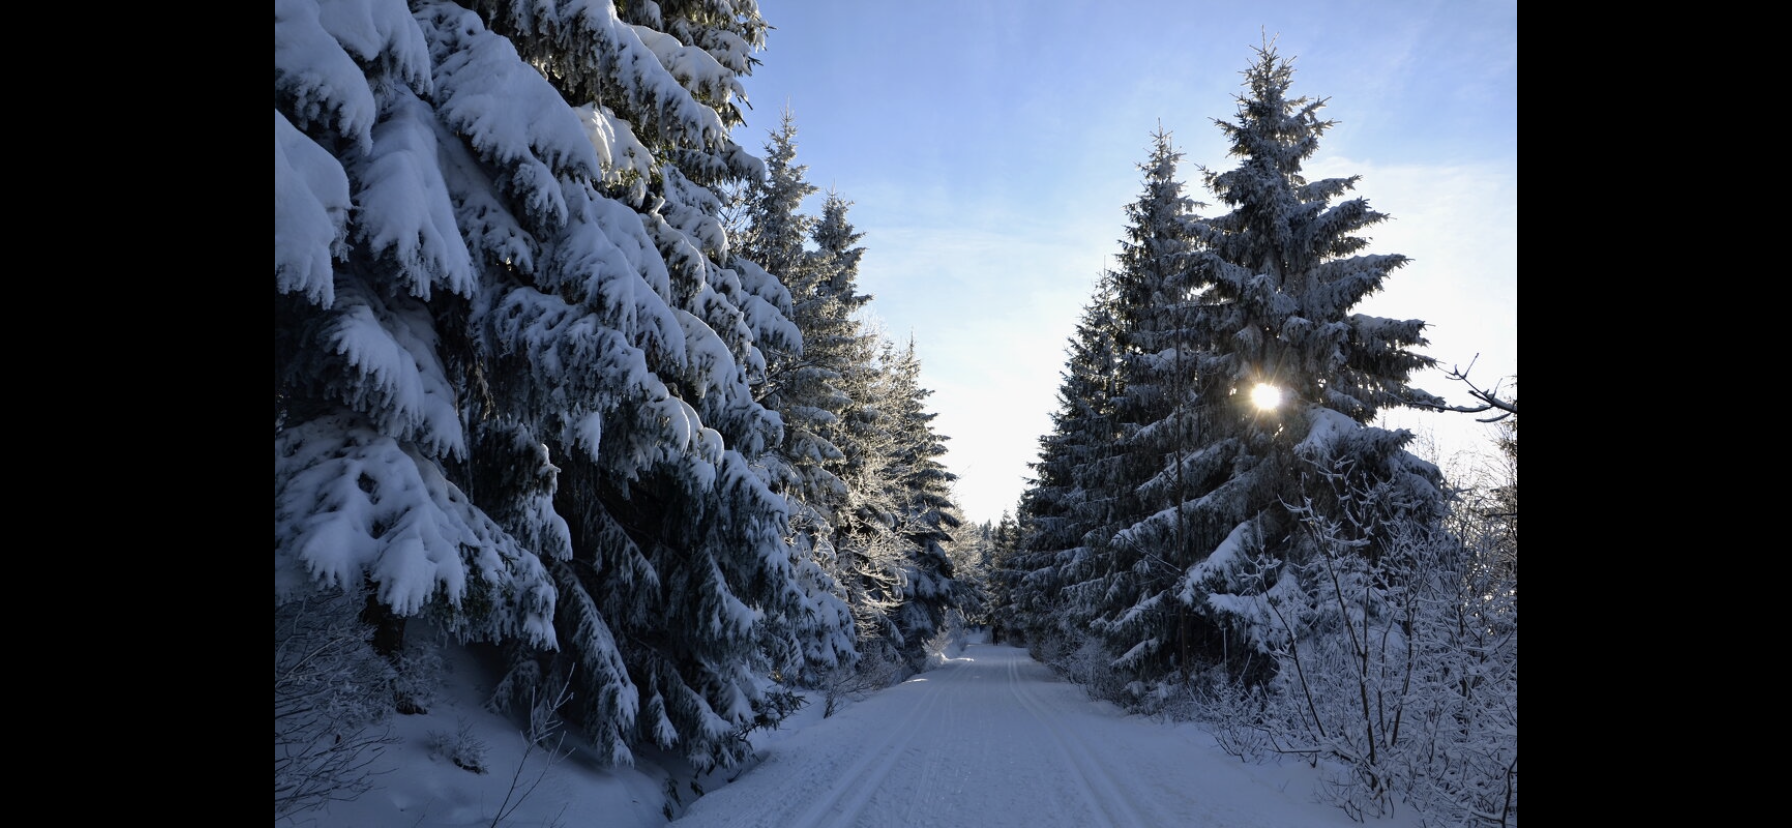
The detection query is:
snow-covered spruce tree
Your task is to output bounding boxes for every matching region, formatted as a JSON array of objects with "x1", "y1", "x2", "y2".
[
  {"x1": 275, "y1": 0, "x2": 845, "y2": 776},
  {"x1": 806, "y1": 192, "x2": 876, "y2": 366},
  {"x1": 1142, "y1": 43, "x2": 1453, "y2": 815},
  {"x1": 791, "y1": 199, "x2": 946, "y2": 690},
  {"x1": 1168, "y1": 41, "x2": 1446, "y2": 653},
  {"x1": 735, "y1": 113, "x2": 858, "y2": 686},
  {"x1": 821, "y1": 389, "x2": 911, "y2": 695},
  {"x1": 733, "y1": 139, "x2": 915, "y2": 692},
  {"x1": 801, "y1": 192, "x2": 892, "y2": 625},
  {"x1": 475, "y1": 0, "x2": 847, "y2": 771},
  {"x1": 274, "y1": 0, "x2": 563, "y2": 661},
  {"x1": 878, "y1": 339, "x2": 963, "y2": 672},
  {"x1": 1007, "y1": 273, "x2": 1125, "y2": 666},
  {"x1": 736, "y1": 109, "x2": 817, "y2": 300},
  {"x1": 1083, "y1": 128, "x2": 1220, "y2": 701},
  {"x1": 818, "y1": 333, "x2": 962, "y2": 681}
]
